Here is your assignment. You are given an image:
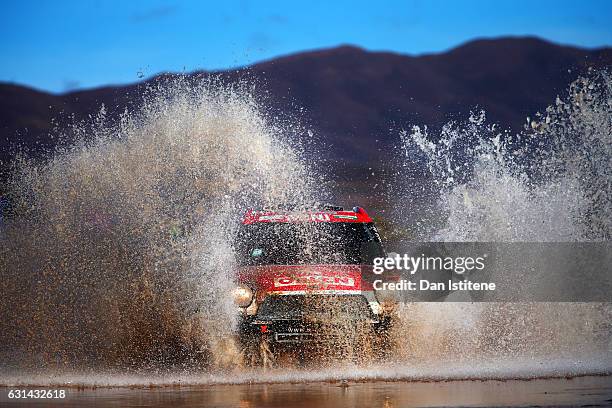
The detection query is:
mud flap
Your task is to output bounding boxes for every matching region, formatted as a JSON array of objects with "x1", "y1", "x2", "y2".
[
  {"x1": 372, "y1": 314, "x2": 397, "y2": 359},
  {"x1": 259, "y1": 336, "x2": 275, "y2": 369},
  {"x1": 240, "y1": 334, "x2": 276, "y2": 369}
]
